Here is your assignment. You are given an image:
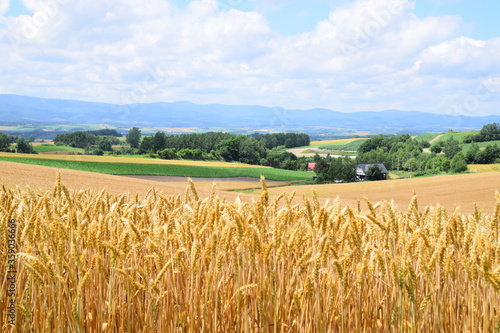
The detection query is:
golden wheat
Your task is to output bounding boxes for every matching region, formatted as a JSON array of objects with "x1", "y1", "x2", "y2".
[{"x1": 1, "y1": 178, "x2": 500, "y2": 332}]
